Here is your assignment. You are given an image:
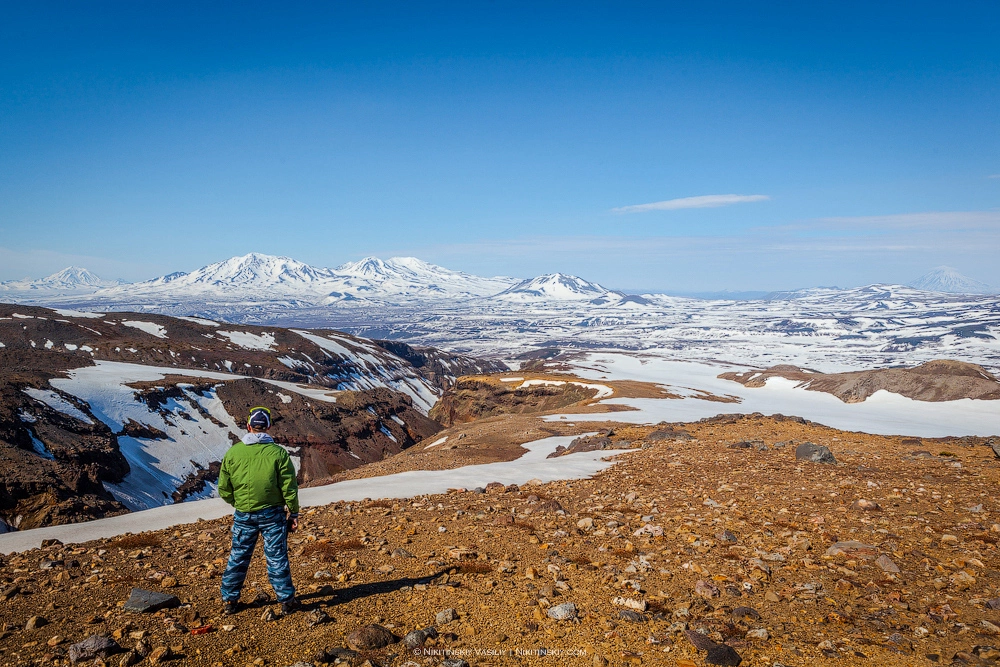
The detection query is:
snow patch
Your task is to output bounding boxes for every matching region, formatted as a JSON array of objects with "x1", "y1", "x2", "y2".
[
  {"x1": 176, "y1": 316, "x2": 220, "y2": 326},
  {"x1": 122, "y1": 321, "x2": 167, "y2": 338},
  {"x1": 424, "y1": 436, "x2": 448, "y2": 449},
  {"x1": 218, "y1": 330, "x2": 276, "y2": 351},
  {"x1": 22, "y1": 388, "x2": 94, "y2": 424},
  {"x1": 51, "y1": 309, "x2": 104, "y2": 318}
]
